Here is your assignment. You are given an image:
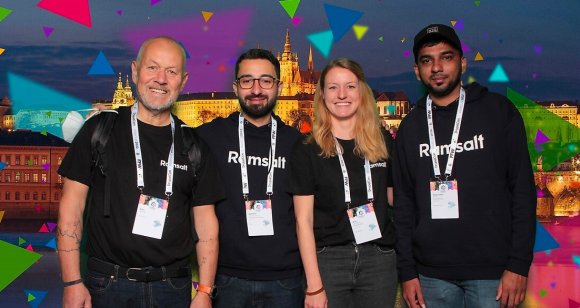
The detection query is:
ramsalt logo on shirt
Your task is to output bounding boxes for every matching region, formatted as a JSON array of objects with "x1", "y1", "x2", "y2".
[
  {"x1": 419, "y1": 134, "x2": 485, "y2": 157},
  {"x1": 227, "y1": 151, "x2": 287, "y2": 169},
  {"x1": 160, "y1": 160, "x2": 189, "y2": 171},
  {"x1": 369, "y1": 162, "x2": 387, "y2": 168}
]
